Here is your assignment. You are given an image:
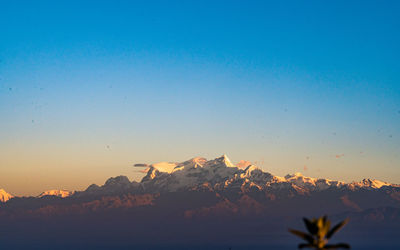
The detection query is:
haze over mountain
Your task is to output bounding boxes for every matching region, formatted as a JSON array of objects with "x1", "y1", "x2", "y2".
[
  {"x1": 3, "y1": 155, "x2": 398, "y2": 201},
  {"x1": 1, "y1": 155, "x2": 399, "y2": 249}
]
